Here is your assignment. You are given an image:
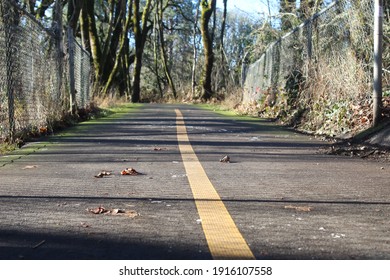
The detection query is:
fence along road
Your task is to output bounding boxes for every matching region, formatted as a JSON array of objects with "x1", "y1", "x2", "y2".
[
  {"x1": 242, "y1": 0, "x2": 389, "y2": 135},
  {"x1": 0, "y1": 0, "x2": 91, "y2": 142},
  {"x1": 0, "y1": 104, "x2": 389, "y2": 259}
]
